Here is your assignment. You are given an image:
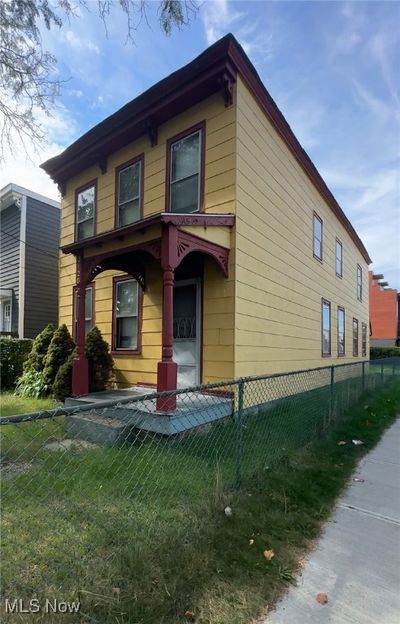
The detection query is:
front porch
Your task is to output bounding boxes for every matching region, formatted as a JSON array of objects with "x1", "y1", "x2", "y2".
[
  {"x1": 63, "y1": 213, "x2": 234, "y2": 411},
  {"x1": 65, "y1": 386, "x2": 234, "y2": 438}
]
